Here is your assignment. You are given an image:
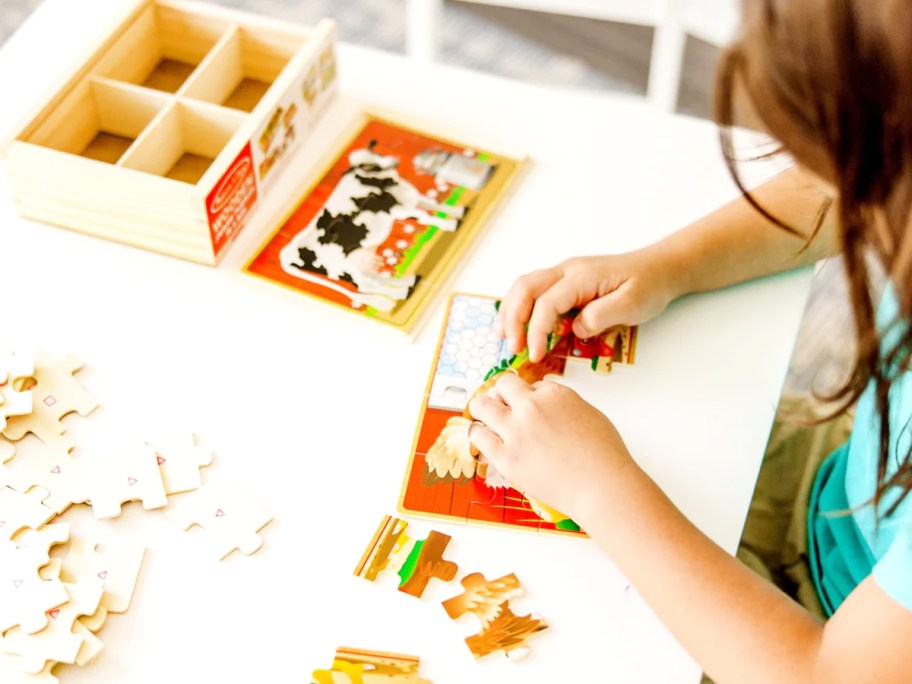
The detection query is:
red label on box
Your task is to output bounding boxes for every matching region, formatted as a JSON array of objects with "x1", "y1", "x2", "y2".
[{"x1": 207, "y1": 142, "x2": 258, "y2": 258}]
